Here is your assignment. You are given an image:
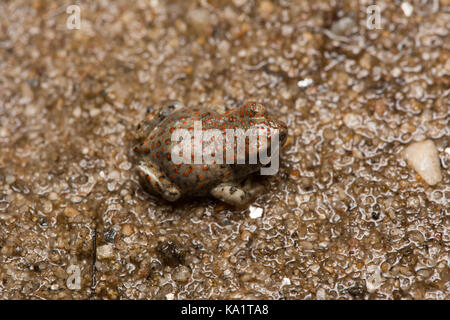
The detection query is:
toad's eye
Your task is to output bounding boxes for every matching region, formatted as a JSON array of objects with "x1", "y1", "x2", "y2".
[
  {"x1": 247, "y1": 103, "x2": 266, "y2": 116},
  {"x1": 159, "y1": 108, "x2": 173, "y2": 118}
]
